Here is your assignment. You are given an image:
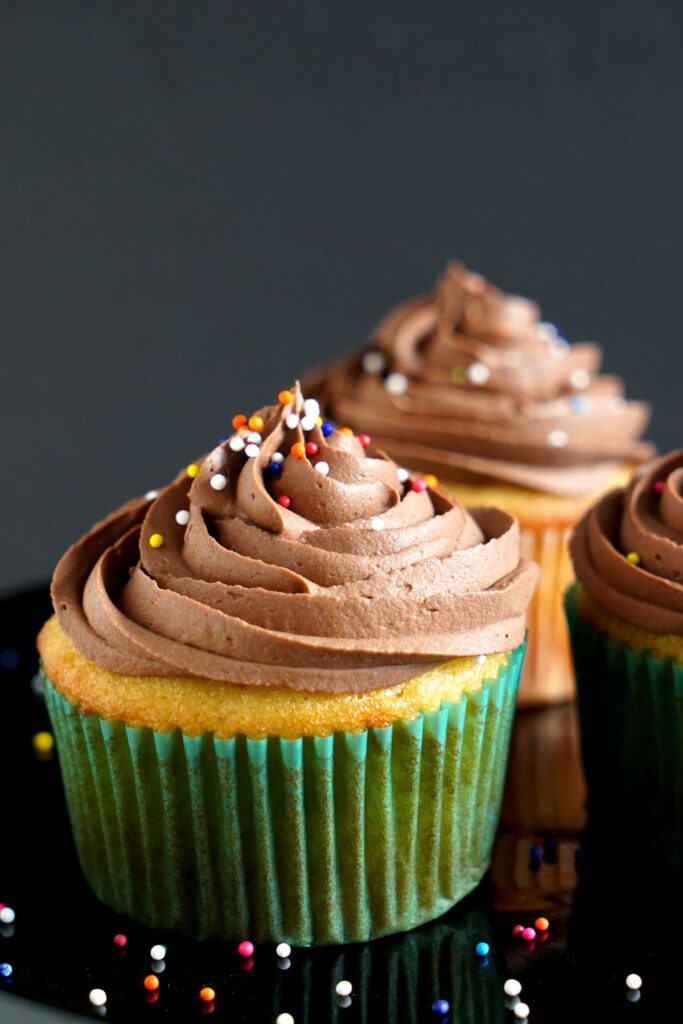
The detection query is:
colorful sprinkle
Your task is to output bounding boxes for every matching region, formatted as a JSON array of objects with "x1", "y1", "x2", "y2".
[
  {"x1": 150, "y1": 944, "x2": 166, "y2": 961},
  {"x1": 535, "y1": 916, "x2": 549, "y2": 932},
  {"x1": 291, "y1": 443, "x2": 306, "y2": 459},
  {"x1": 232, "y1": 414, "x2": 247, "y2": 429},
  {"x1": 321, "y1": 421, "x2": 335, "y2": 437},
  {"x1": 277, "y1": 495, "x2": 292, "y2": 509},
  {"x1": 475, "y1": 942, "x2": 490, "y2": 956},
  {"x1": 385, "y1": 371, "x2": 409, "y2": 395},
  {"x1": 362, "y1": 351, "x2": 385, "y2": 374},
  {"x1": 431, "y1": 1000, "x2": 450, "y2": 1015},
  {"x1": 175, "y1": 510, "x2": 190, "y2": 526},
  {"x1": 149, "y1": 533, "x2": 164, "y2": 549},
  {"x1": 521, "y1": 927, "x2": 536, "y2": 942},
  {"x1": 113, "y1": 934, "x2": 127, "y2": 948},
  {"x1": 475, "y1": 654, "x2": 486, "y2": 665},
  {"x1": 145, "y1": 490, "x2": 158, "y2": 500},
  {"x1": 467, "y1": 362, "x2": 490, "y2": 385},
  {"x1": 654, "y1": 480, "x2": 665, "y2": 494},
  {"x1": 397, "y1": 468, "x2": 410, "y2": 483},
  {"x1": 548, "y1": 429, "x2": 569, "y2": 448},
  {"x1": 303, "y1": 398, "x2": 320, "y2": 418},
  {"x1": 358, "y1": 434, "x2": 371, "y2": 448},
  {"x1": 210, "y1": 474, "x2": 228, "y2": 490},
  {"x1": 424, "y1": 473, "x2": 439, "y2": 488},
  {"x1": 305, "y1": 442, "x2": 319, "y2": 456},
  {"x1": 570, "y1": 397, "x2": 590, "y2": 414},
  {"x1": 513, "y1": 925, "x2": 524, "y2": 937},
  {"x1": 244, "y1": 443, "x2": 260, "y2": 458},
  {"x1": 248, "y1": 415, "x2": 264, "y2": 431},
  {"x1": 246, "y1": 431, "x2": 262, "y2": 443},
  {"x1": 300, "y1": 415, "x2": 316, "y2": 432},
  {"x1": 314, "y1": 462, "x2": 330, "y2": 476},
  {"x1": 238, "y1": 940, "x2": 254, "y2": 958},
  {"x1": 626, "y1": 552, "x2": 640, "y2": 565},
  {"x1": 228, "y1": 436, "x2": 245, "y2": 452},
  {"x1": 276, "y1": 1015, "x2": 294, "y2": 1024},
  {"x1": 89, "y1": 989, "x2": 107, "y2": 1007},
  {"x1": 570, "y1": 368, "x2": 591, "y2": 390},
  {"x1": 285, "y1": 413, "x2": 300, "y2": 429},
  {"x1": 279, "y1": 390, "x2": 293, "y2": 405},
  {"x1": 450, "y1": 365, "x2": 466, "y2": 382},
  {"x1": 513, "y1": 1002, "x2": 530, "y2": 1019},
  {"x1": 370, "y1": 517, "x2": 384, "y2": 531},
  {"x1": 335, "y1": 980, "x2": 353, "y2": 997},
  {"x1": 186, "y1": 463, "x2": 199, "y2": 478},
  {"x1": 0, "y1": 964, "x2": 12, "y2": 978},
  {"x1": 275, "y1": 943, "x2": 291, "y2": 959},
  {"x1": 412, "y1": 478, "x2": 428, "y2": 493},
  {"x1": 199, "y1": 987, "x2": 216, "y2": 1002},
  {"x1": 32, "y1": 731, "x2": 54, "y2": 755},
  {"x1": 626, "y1": 974, "x2": 642, "y2": 990},
  {"x1": 144, "y1": 975, "x2": 159, "y2": 991},
  {"x1": 267, "y1": 461, "x2": 283, "y2": 475},
  {"x1": 504, "y1": 979, "x2": 522, "y2": 997},
  {"x1": 339, "y1": 427, "x2": 354, "y2": 436},
  {"x1": 271, "y1": 452, "x2": 285, "y2": 465},
  {"x1": 0, "y1": 908, "x2": 15, "y2": 925}
]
